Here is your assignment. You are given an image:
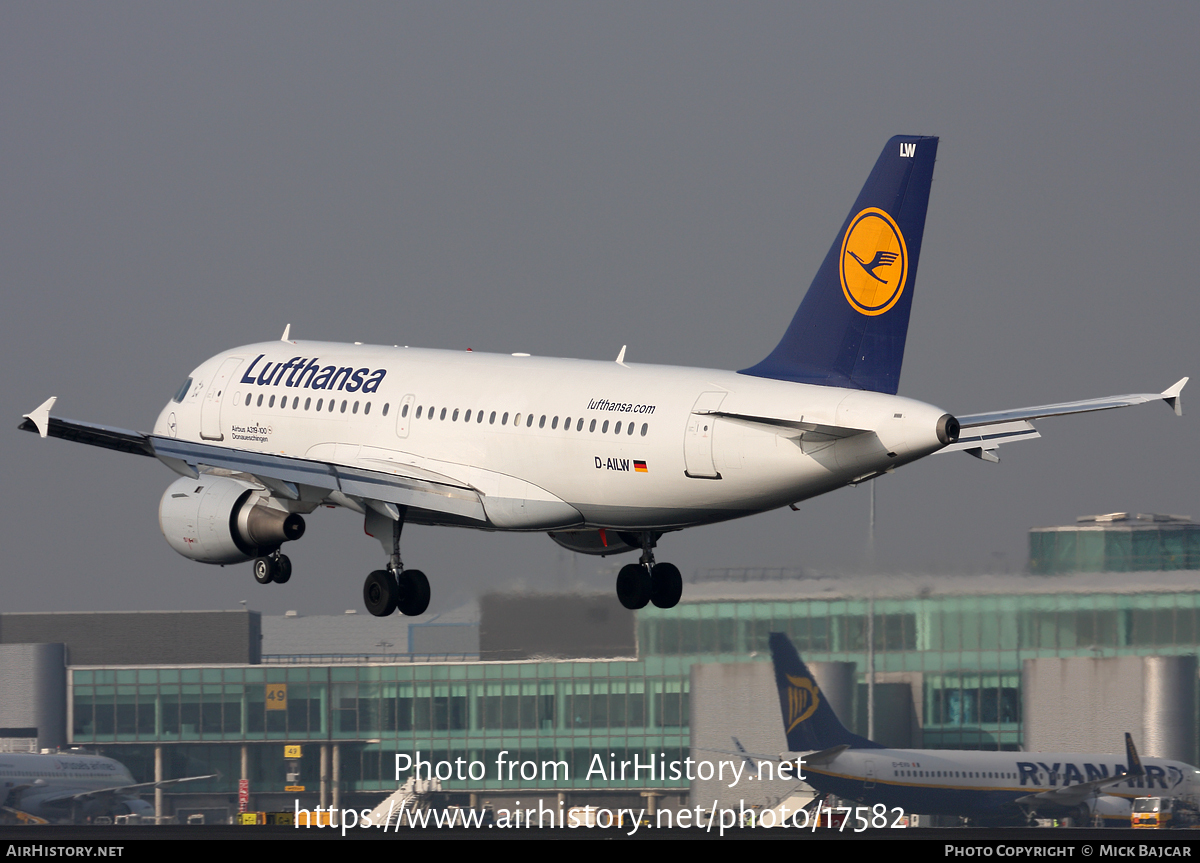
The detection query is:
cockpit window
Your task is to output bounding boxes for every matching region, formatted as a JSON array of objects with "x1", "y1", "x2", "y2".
[{"x1": 172, "y1": 377, "x2": 193, "y2": 403}]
